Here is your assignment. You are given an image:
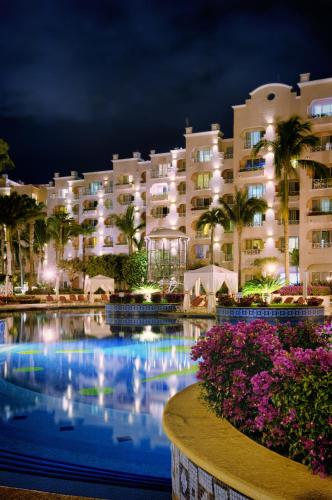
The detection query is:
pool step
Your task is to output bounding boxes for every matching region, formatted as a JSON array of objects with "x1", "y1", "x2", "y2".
[{"x1": 0, "y1": 448, "x2": 171, "y2": 492}]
